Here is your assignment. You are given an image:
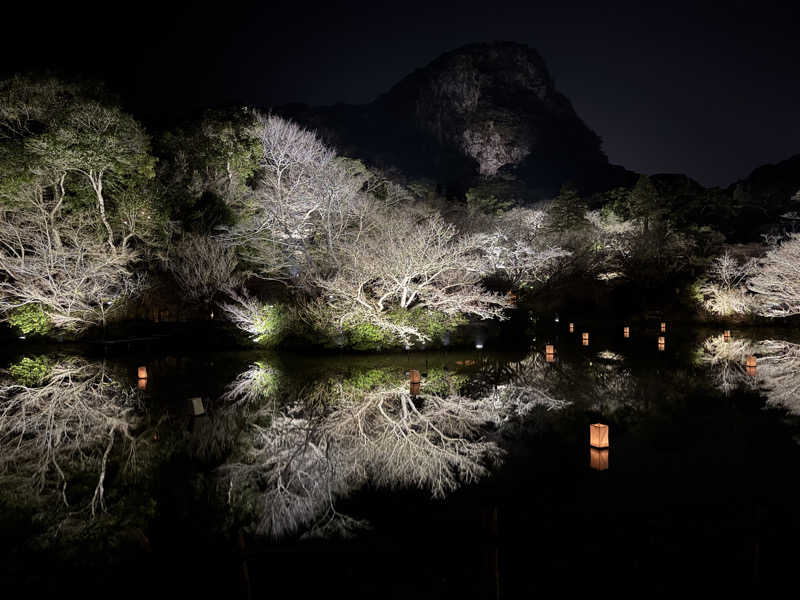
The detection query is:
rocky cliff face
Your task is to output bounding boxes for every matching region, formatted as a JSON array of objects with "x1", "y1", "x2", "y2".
[{"x1": 278, "y1": 42, "x2": 633, "y2": 197}]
